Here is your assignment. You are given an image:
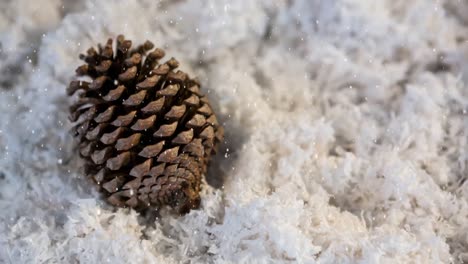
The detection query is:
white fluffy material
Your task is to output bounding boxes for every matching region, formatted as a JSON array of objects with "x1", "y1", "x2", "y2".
[{"x1": 1, "y1": 0, "x2": 468, "y2": 263}]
